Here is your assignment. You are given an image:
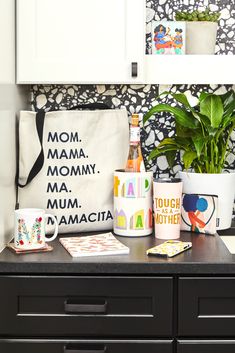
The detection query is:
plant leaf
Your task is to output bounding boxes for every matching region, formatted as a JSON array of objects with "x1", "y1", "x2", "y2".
[
  {"x1": 200, "y1": 95, "x2": 224, "y2": 128},
  {"x1": 148, "y1": 146, "x2": 178, "y2": 161},
  {"x1": 192, "y1": 136, "x2": 206, "y2": 157},
  {"x1": 156, "y1": 90, "x2": 171, "y2": 99},
  {"x1": 182, "y1": 151, "x2": 198, "y2": 170},
  {"x1": 199, "y1": 92, "x2": 211, "y2": 102},
  {"x1": 144, "y1": 104, "x2": 198, "y2": 128},
  {"x1": 222, "y1": 114, "x2": 235, "y2": 129},
  {"x1": 195, "y1": 112, "x2": 211, "y2": 127},
  {"x1": 176, "y1": 123, "x2": 200, "y2": 137},
  {"x1": 206, "y1": 125, "x2": 218, "y2": 136},
  {"x1": 157, "y1": 138, "x2": 178, "y2": 148},
  {"x1": 165, "y1": 150, "x2": 177, "y2": 168},
  {"x1": 170, "y1": 93, "x2": 194, "y2": 110},
  {"x1": 158, "y1": 91, "x2": 197, "y2": 111},
  {"x1": 220, "y1": 90, "x2": 235, "y2": 120},
  {"x1": 175, "y1": 136, "x2": 191, "y2": 147}
]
